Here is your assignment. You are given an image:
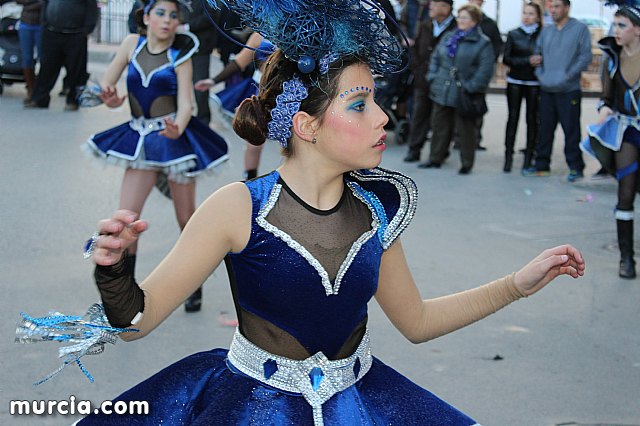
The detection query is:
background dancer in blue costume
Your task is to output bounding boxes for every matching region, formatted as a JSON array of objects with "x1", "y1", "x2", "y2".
[
  {"x1": 82, "y1": 0, "x2": 229, "y2": 312},
  {"x1": 195, "y1": 32, "x2": 275, "y2": 180},
  {"x1": 581, "y1": 1, "x2": 640, "y2": 279},
  {"x1": 23, "y1": 0, "x2": 583, "y2": 425}
]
